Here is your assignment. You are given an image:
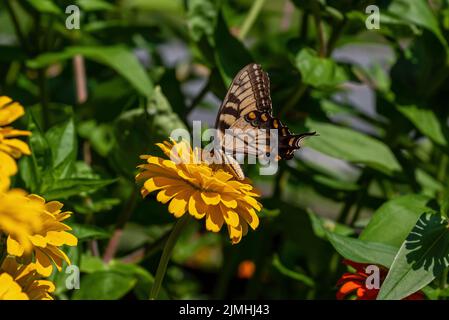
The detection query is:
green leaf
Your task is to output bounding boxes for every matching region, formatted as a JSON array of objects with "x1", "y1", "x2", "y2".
[
  {"x1": 46, "y1": 118, "x2": 77, "y2": 178},
  {"x1": 77, "y1": 0, "x2": 115, "y2": 11},
  {"x1": 72, "y1": 271, "x2": 137, "y2": 300},
  {"x1": 377, "y1": 213, "x2": 449, "y2": 300},
  {"x1": 27, "y1": 46, "x2": 153, "y2": 98},
  {"x1": 360, "y1": 194, "x2": 436, "y2": 247},
  {"x1": 397, "y1": 105, "x2": 447, "y2": 146},
  {"x1": 41, "y1": 178, "x2": 117, "y2": 200},
  {"x1": 27, "y1": 0, "x2": 62, "y2": 15},
  {"x1": 73, "y1": 198, "x2": 121, "y2": 215},
  {"x1": 305, "y1": 119, "x2": 402, "y2": 175},
  {"x1": 295, "y1": 48, "x2": 348, "y2": 88},
  {"x1": 19, "y1": 113, "x2": 50, "y2": 192},
  {"x1": 187, "y1": 0, "x2": 218, "y2": 42},
  {"x1": 325, "y1": 232, "x2": 398, "y2": 268},
  {"x1": 388, "y1": 0, "x2": 447, "y2": 49},
  {"x1": 80, "y1": 254, "x2": 106, "y2": 273},
  {"x1": 78, "y1": 257, "x2": 166, "y2": 300},
  {"x1": 214, "y1": 12, "x2": 253, "y2": 86},
  {"x1": 70, "y1": 224, "x2": 111, "y2": 241},
  {"x1": 272, "y1": 254, "x2": 315, "y2": 287}
]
